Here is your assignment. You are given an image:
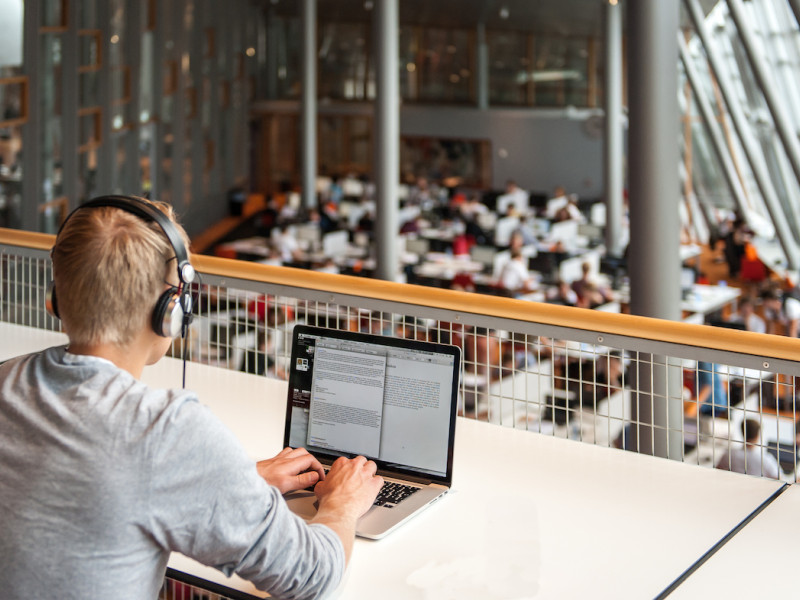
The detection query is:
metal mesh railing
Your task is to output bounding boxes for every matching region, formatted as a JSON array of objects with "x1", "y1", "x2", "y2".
[{"x1": 4, "y1": 239, "x2": 800, "y2": 489}]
